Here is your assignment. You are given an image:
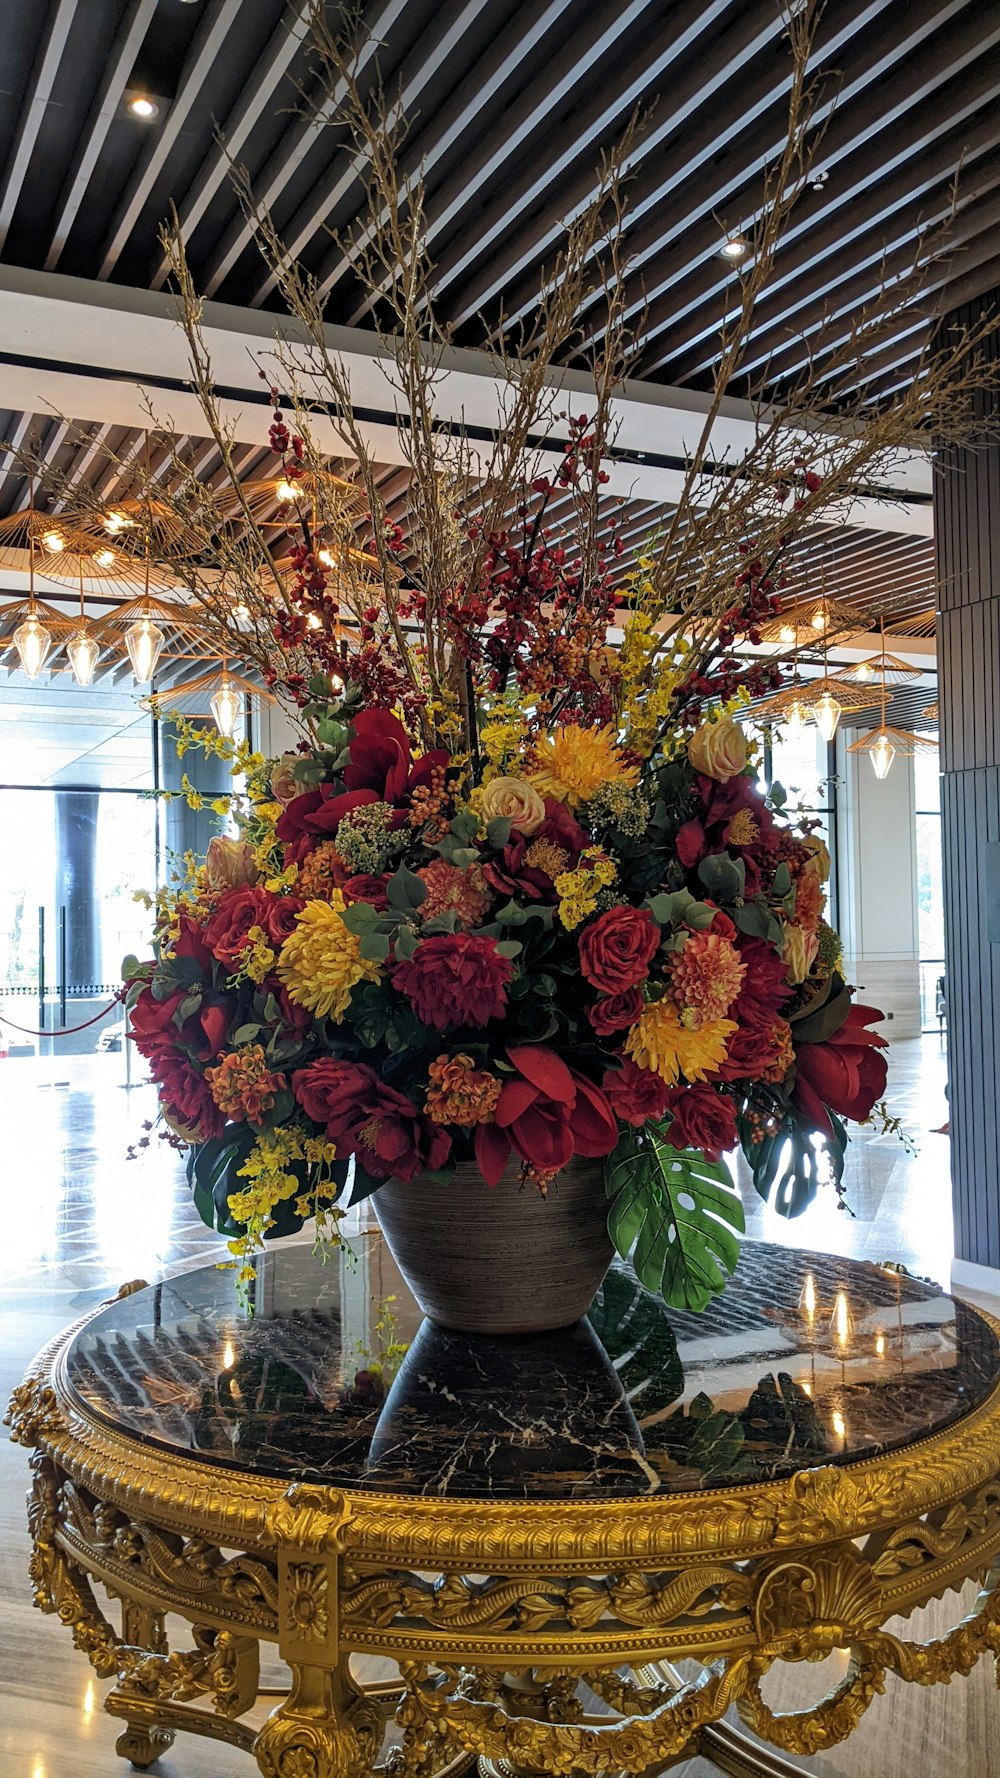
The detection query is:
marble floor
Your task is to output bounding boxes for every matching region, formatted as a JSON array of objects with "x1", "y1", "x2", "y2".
[{"x1": 1, "y1": 1036, "x2": 998, "y2": 1778}]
